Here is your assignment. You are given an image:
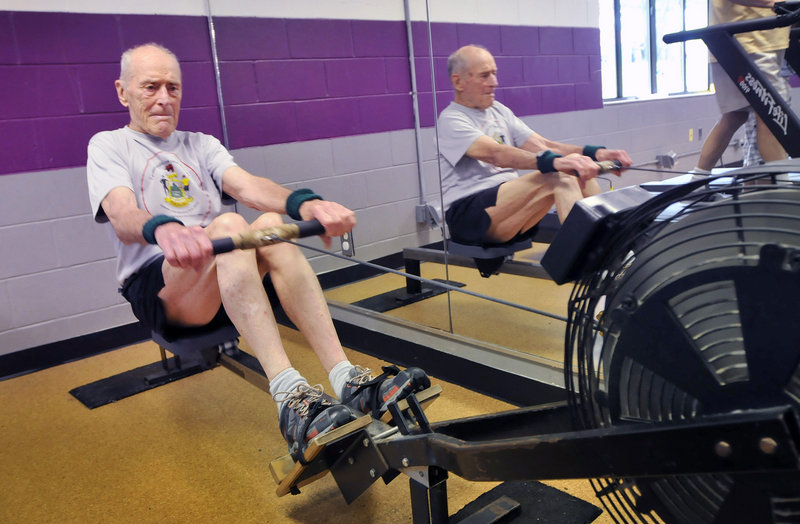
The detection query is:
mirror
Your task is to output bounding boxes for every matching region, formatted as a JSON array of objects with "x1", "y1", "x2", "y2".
[
  {"x1": 206, "y1": 1, "x2": 565, "y2": 373},
  {"x1": 412, "y1": 1, "x2": 572, "y2": 365}
]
